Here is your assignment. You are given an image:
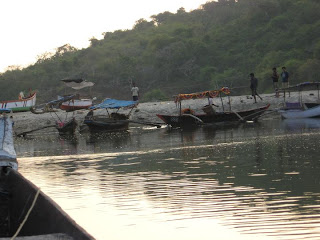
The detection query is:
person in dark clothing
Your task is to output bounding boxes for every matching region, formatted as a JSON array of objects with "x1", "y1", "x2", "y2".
[
  {"x1": 272, "y1": 67, "x2": 279, "y2": 97},
  {"x1": 250, "y1": 73, "x2": 263, "y2": 103},
  {"x1": 281, "y1": 67, "x2": 289, "y2": 88}
]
